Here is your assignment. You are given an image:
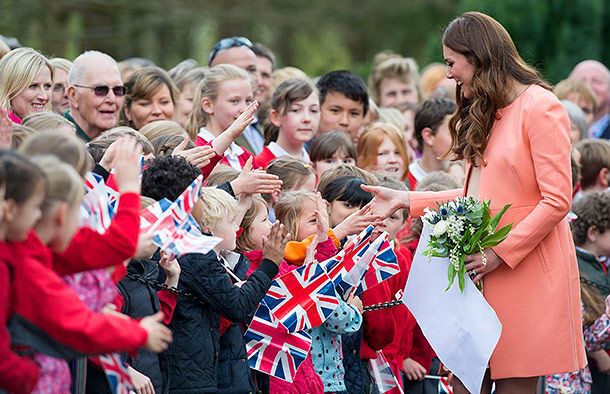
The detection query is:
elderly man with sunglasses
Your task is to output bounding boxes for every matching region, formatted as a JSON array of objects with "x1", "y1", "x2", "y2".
[
  {"x1": 207, "y1": 36, "x2": 266, "y2": 154},
  {"x1": 65, "y1": 50, "x2": 127, "y2": 141}
]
